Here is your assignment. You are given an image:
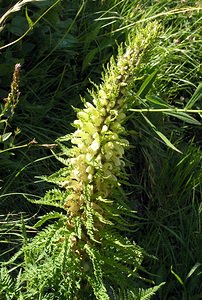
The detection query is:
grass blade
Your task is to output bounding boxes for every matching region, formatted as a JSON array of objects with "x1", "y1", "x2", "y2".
[
  {"x1": 185, "y1": 83, "x2": 202, "y2": 109},
  {"x1": 137, "y1": 70, "x2": 158, "y2": 99},
  {"x1": 142, "y1": 114, "x2": 182, "y2": 153}
]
